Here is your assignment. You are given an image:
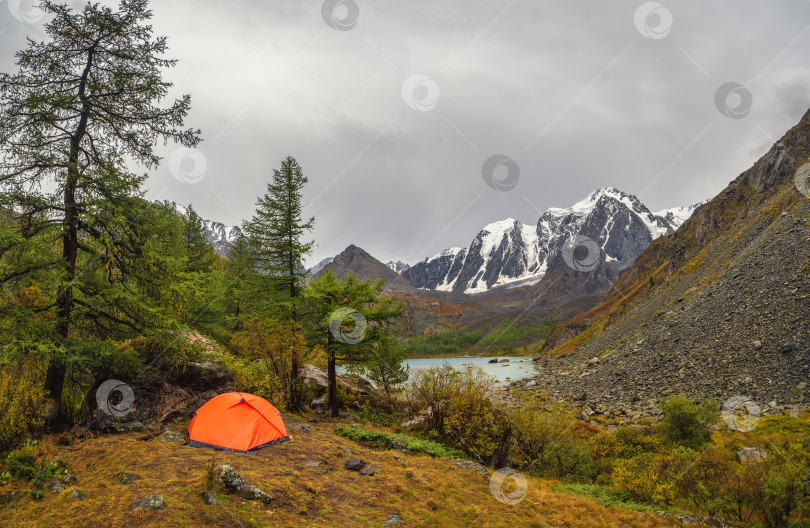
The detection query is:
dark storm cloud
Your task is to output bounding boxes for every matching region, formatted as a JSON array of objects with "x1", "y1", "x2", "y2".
[{"x1": 2, "y1": 0, "x2": 809, "y2": 266}]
